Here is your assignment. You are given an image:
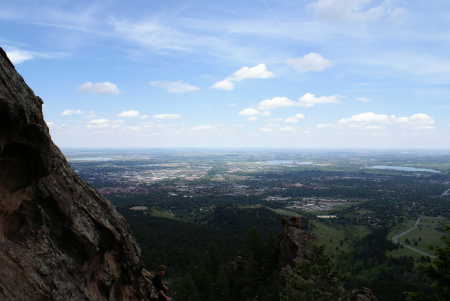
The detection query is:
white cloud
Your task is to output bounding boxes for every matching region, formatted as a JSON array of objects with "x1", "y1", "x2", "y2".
[
  {"x1": 87, "y1": 119, "x2": 123, "y2": 129},
  {"x1": 338, "y1": 112, "x2": 435, "y2": 130},
  {"x1": 192, "y1": 125, "x2": 215, "y2": 131},
  {"x1": 298, "y1": 93, "x2": 340, "y2": 107},
  {"x1": 239, "y1": 108, "x2": 259, "y2": 116},
  {"x1": 5, "y1": 49, "x2": 33, "y2": 64},
  {"x1": 255, "y1": 94, "x2": 339, "y2": 111},
  {"x1": 230, "y1": 64, "x2": 274, "y2": 81},
  {"x1": 212, "y1": 79, "x2": 235, "y2": 91},
  {"x1": 239, "y1": 108, "x2": 262, "y2": 116},
  {"x1": 239, "y1": 108, "x2": 270, "y2": 116},
  {"x1": 5, "y1": 47, "x2": 67, "y2": 65},
  {"x1": 79, "y1": 82, "x2": 120, "y2": 94},
  {"x1": 149, "y1": 80, "x2": 200, "y2": 93},
  {"x1": 355, "y1": 97, "x2": 370, "y2": 103},
  {"x1": 257, "y1": 97, "x2": 297, "y2": 110},
  {"x1": 88, "y1": 119, "x2": 109, "y2": 127},
  {"x1": 248, "y1": 116, "x2": 258, "y2": 121},
  {"x1": 241, "y1": 94, "x2": 337, "y2": 120},
  {"x1": 117, "y1": 110, "x2": 140, "y2": 118},
  {"x1": 285, "y1": 113, "x2": 305, "y2": 124},
  {"x1": 287, "y1": 53, "x2": 332, "y2": 72},
  {"x1": 61, "y1": 109, "x2": 82, "y2": 116},
  {"x1": 309, "y1": 0, "x2": 405, "y2": 23},
  {"x1": 339, "y1": 112, "x2": 392, "y2": 125},
  {"x1": 396, "y1": 113, "x2": 435, "y2": 129},
  {"x1": 212, "y1": 64, "x2": 274, "y2": 90},
  {"x1": 154, "y1": 114, "x2": 182, "y2": 120}
]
